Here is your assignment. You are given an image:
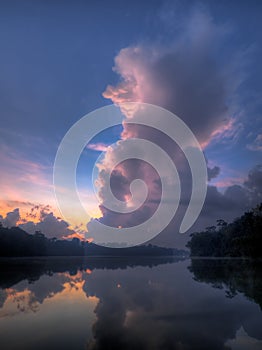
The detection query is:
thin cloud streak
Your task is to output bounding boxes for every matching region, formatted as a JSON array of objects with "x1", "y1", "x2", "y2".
[{"x1": 86, "y1": 143, "x2": 111, "y2": 152}]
